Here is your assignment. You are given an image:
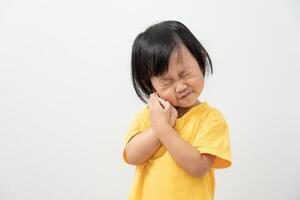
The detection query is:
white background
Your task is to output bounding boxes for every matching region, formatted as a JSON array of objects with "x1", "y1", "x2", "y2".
[{"x1": 0, "y1": 0, "x2": 299, "y2": 199}]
